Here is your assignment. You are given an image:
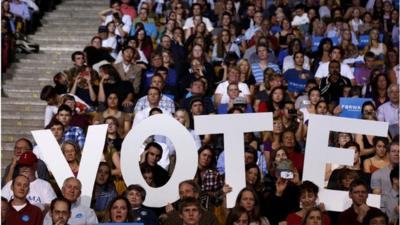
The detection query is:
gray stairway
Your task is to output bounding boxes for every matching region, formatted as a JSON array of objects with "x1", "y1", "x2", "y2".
[{"x1": 1, "y1": 0, "x2": 109, "y2": 174}]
